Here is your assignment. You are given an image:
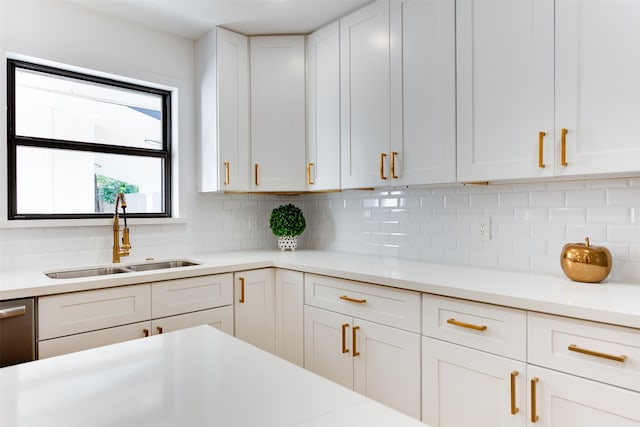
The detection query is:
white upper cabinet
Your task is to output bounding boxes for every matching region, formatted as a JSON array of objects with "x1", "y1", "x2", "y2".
[
  {"x1": 250, "y1": 35, "x2": 306, "y2": 192},
  {"x1": 555, "y1": 0, "x2": 640, "y2": 177},
  {"x1": 306, "y1": 21, "x2": 341, "y2": 191},
  {"x1": 456, "y1": 0, "x2": 555, "y2": 182},
  {"x1": 390, "y1": 0, "x2": 456, "y2": 186},
  {"x1": 340, "y1": 0, "x2": 391, "y2": 189},
  {"x1": 196, "y1": 27, "x2": 250, "y2": 192}
]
